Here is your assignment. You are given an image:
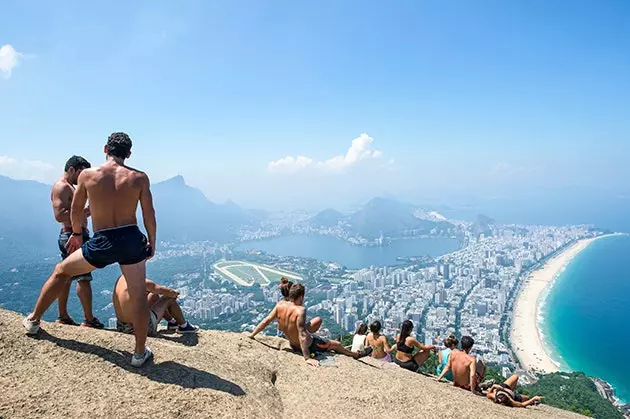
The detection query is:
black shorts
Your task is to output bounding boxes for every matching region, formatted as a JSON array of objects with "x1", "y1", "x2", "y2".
[
  {"x1": 394, "y1": 356, "x2": 419, "y2": 372},
  {"x1": 59, "y1": 229, "x2": 92, "y2": 282},
  {"x1": 291, "y1": 335, "x2": 331, "y2": 355},
  {"x1": 82, "y1": 225, "x2": 149, "y2": 269}
]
